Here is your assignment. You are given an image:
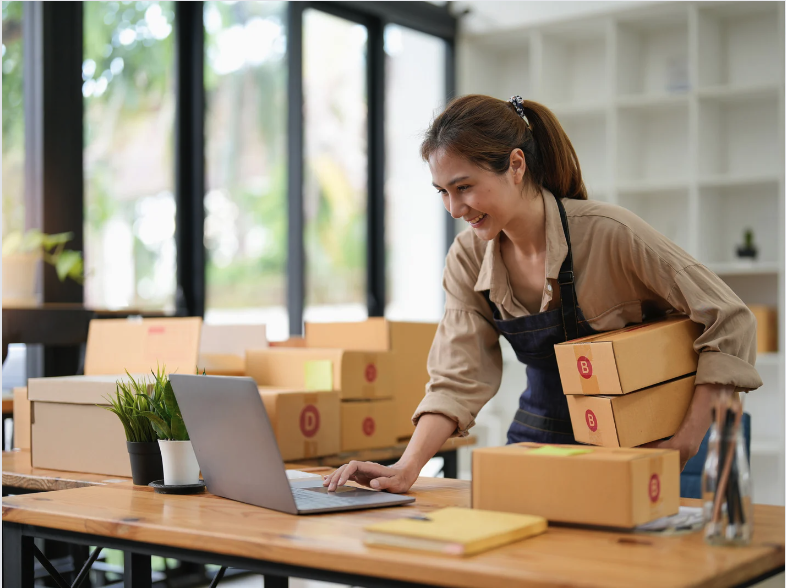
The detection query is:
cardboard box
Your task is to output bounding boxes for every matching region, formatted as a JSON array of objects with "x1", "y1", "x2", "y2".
[
  {"x1": 472, "y1": 443, "x2": 679, "y2": 528},
  {"x1": 304, "y1": 319, "x2": 438, "y2": 438},
  {"x1": 340, "y1": 399, "x2": 397, "y2": 452},
  {"x1": 269, "y1": 337, "x2": 306, "y2": 348},
  {"x1": 198, "y1": 323, "x2": 267, "y2": 375},
  {"x1": 246, "y1": 348, "x2": 393, "y2": 400},
  {"x1": 12, "y1": 386, "x2": 30, "y2": 450},
  {"x1": 566, "y1": 375, "x2": 695, "y2": 447},
  {"x1": 555, "y1": 315, "x2": 702, "y2": 396},
  {"x1": 84, "y1": 317, "x2": 203, "y2": 375},
  {"x1": 29, "y1": 317, "x2": 202, "y2": 477},
  {"x1": 29, "y1": 375, "x2": 151, "y2": 476},
  {"x1": 748, "y1": 305, "x2": 778, "y2": 353},
  {"x1": 258, "y1": 387, "x2": 340, "y2": 461}
]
